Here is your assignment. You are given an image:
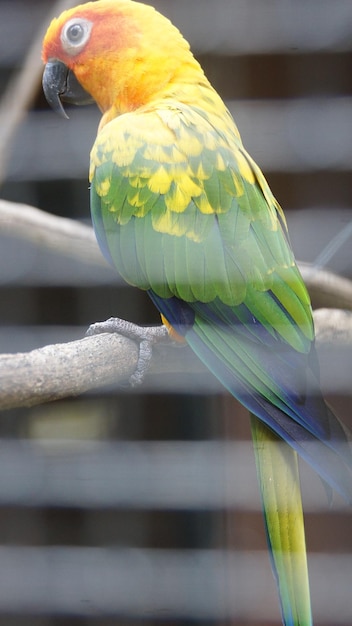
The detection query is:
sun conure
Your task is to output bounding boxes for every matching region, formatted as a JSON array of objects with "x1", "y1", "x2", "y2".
[{"x1": 42, "y1": 2, "x2": 352, "y2": 624}]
